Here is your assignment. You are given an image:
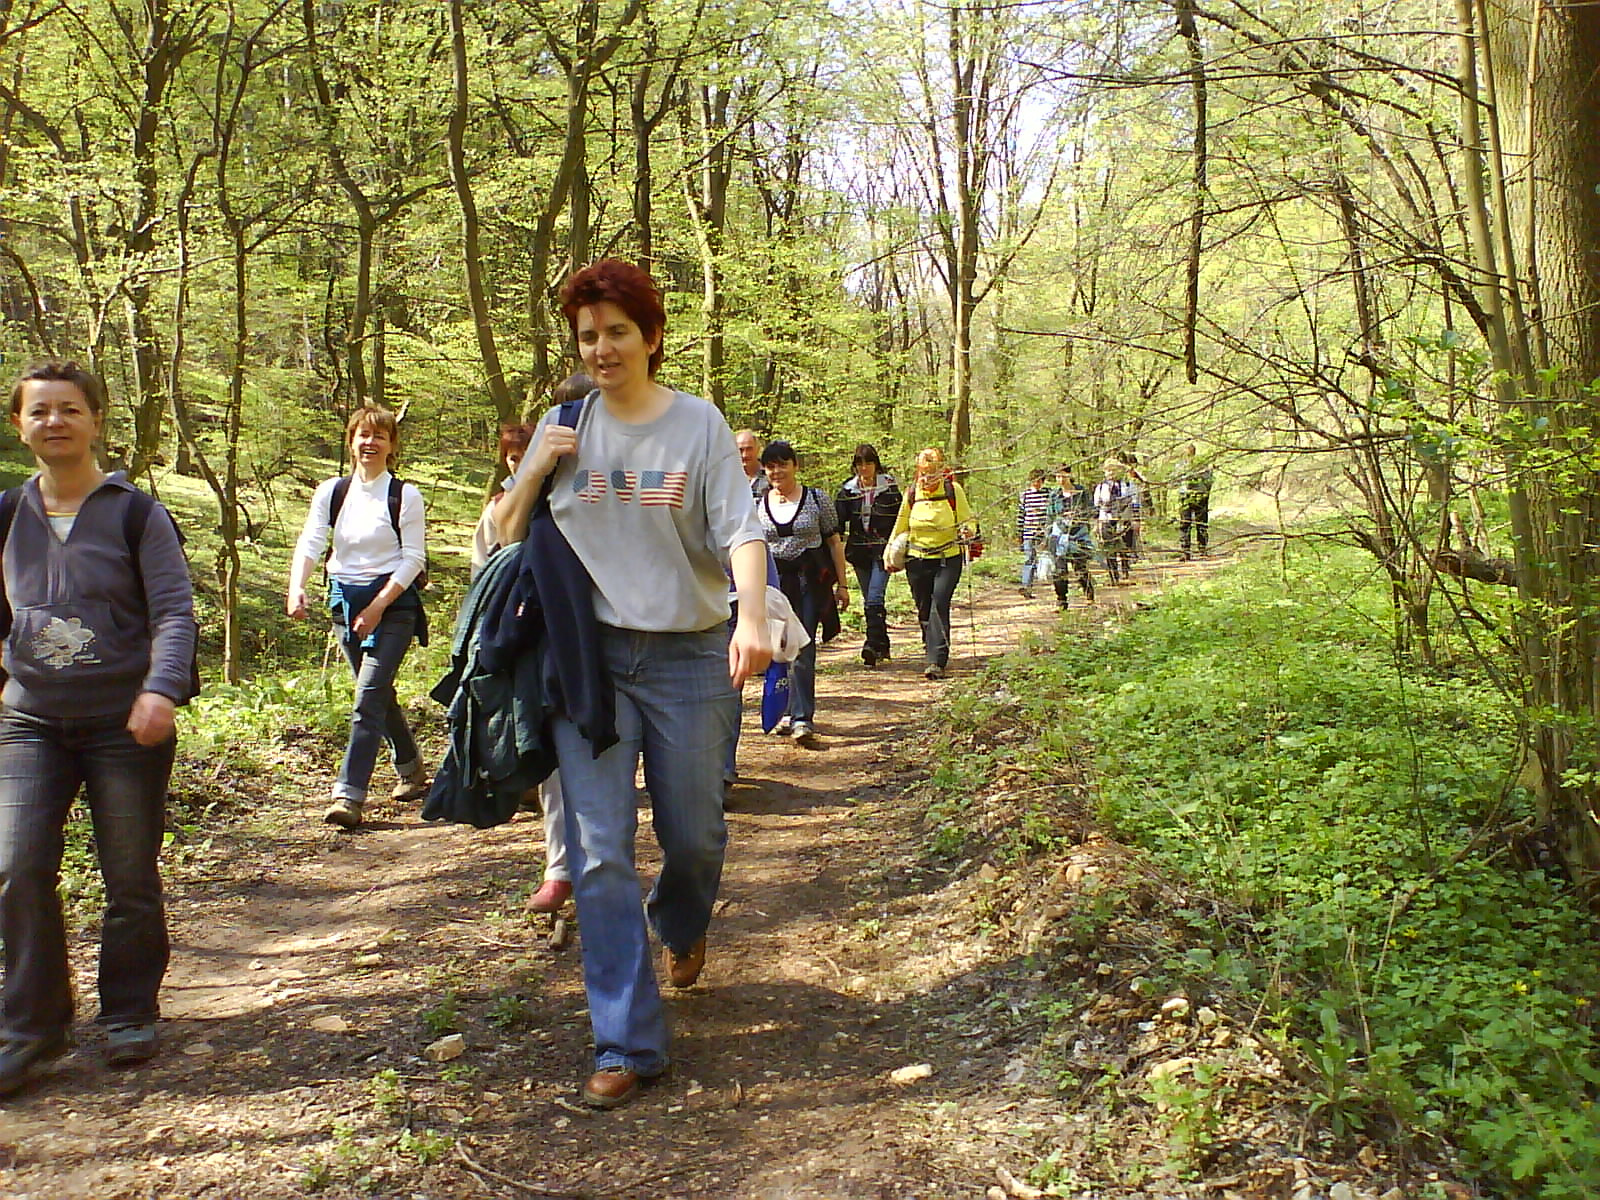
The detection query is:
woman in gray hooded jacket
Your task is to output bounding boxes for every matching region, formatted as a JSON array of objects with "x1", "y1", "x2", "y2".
[{"x1": 0, "y1": 360, "x2": 196, "y2": 1096}]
